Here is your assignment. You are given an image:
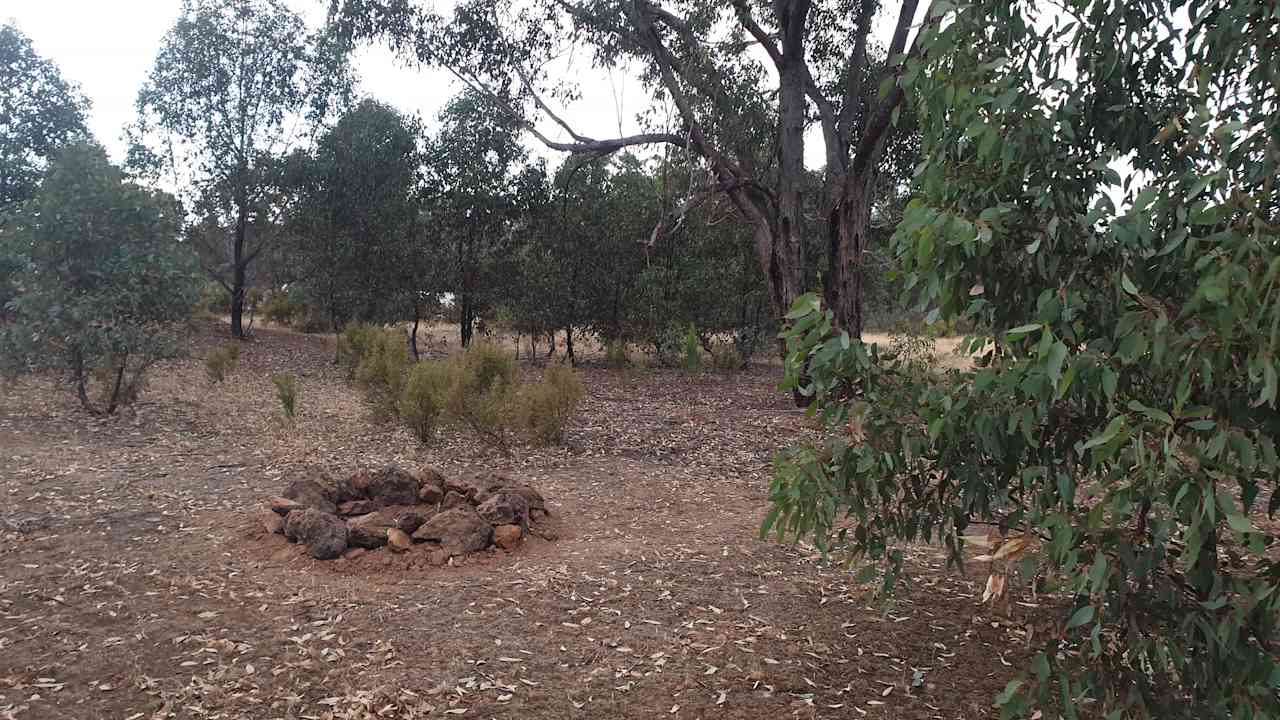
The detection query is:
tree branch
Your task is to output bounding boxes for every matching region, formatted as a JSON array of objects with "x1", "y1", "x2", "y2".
[{"x1": 851, "y1": 0, "x2": 934, "y2": 173}]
